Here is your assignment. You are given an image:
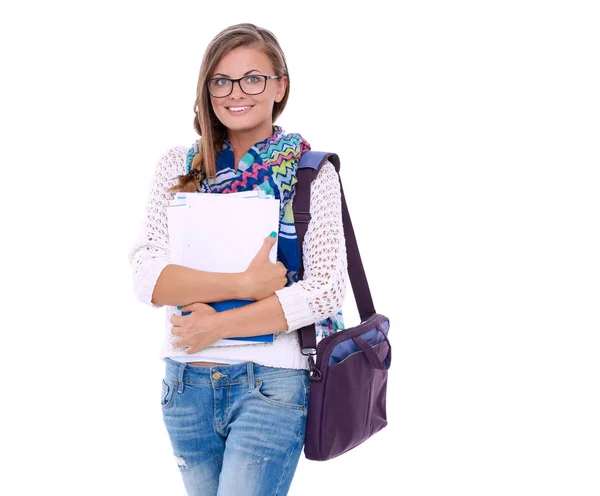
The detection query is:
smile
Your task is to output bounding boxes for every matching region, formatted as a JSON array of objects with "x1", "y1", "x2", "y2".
[{"x1": 226, "y1": 106, "x2": 253, "y2": 113}]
